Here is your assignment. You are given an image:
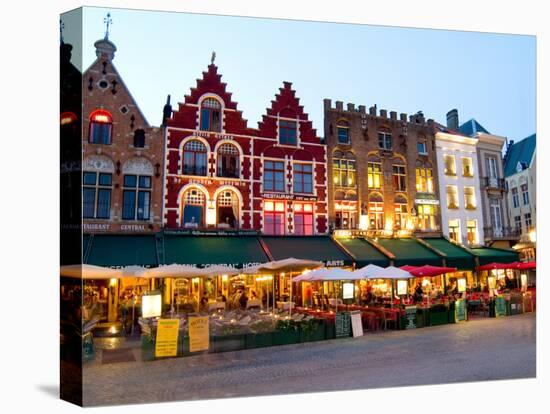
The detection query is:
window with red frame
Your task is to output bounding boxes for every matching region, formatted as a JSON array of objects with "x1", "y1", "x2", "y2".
[
  {"x1": 264, "y1": 201, "x2": 286, "y2": 235},
  {"x1": 89, "y1": 109, "x2": 113, "y2": 144},
  {"x1": 264, "y1": 160, "x2": 285, "y2": 192},
  {"x1": 293, "y1": 163, "x2": 313, "y2": 193},
  {"x1": 293, "y1": 203, "x2": 314, "y2": 235}
]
